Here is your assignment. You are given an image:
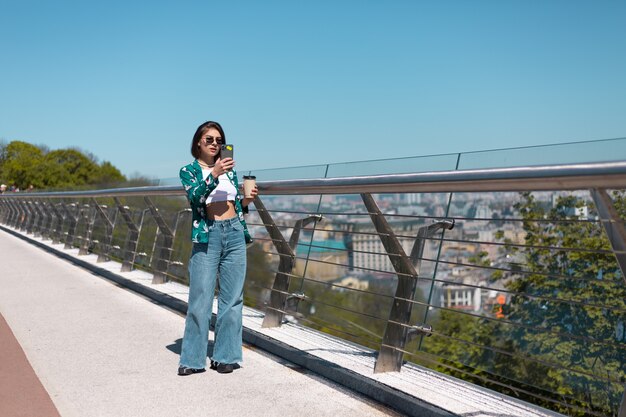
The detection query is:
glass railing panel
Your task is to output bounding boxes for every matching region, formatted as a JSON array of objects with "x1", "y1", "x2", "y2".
[
  {"x1": 325, "y1": 153, "x2": 459, "y2": 178},
  {"x1": 296, "y1": 275, "x2": 389, "y2": 349},
  {"x1": 244, "y1": 193, "x2": 327, "y2": 312},
  {"x1": 246, "y1": 164, "x2": 329, "y2": 181},
  {"x1": 168, "y1": 205, "x2": 194, "y2": 284},
  {"x1": 157, "y1": 177, "x2": 180, "y2": 186},
  {"x1": 290, "y1": 195, "x2": 389, "y2": 348},
  {"x1": 244, "y1": 245, "x2": 282, "y2": 311},
  {"x1": 159, "y1": 165, "x2": 330, "y2": 185},
  {"x1": 457, "y1": 137, "x2": 626, "y2": 170}
]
